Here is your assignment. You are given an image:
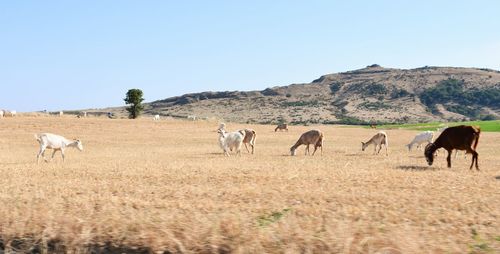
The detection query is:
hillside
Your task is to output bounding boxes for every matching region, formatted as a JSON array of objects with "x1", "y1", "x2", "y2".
[{"x1": 107, "y1": 65, "x2": 500, "y2": 124}]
